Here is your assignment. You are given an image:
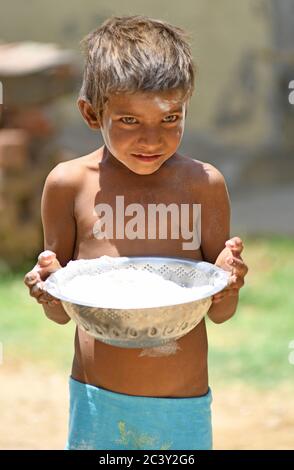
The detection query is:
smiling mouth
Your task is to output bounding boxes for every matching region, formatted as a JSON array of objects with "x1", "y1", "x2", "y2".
[{"x1": 131, "y1": 154, "x2": 162, "y2": 162}]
